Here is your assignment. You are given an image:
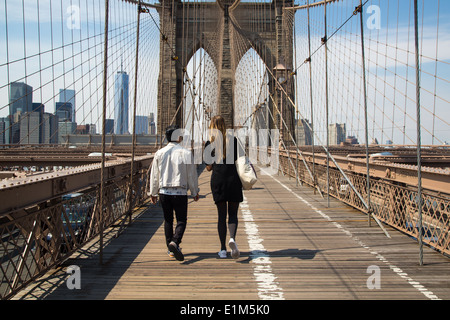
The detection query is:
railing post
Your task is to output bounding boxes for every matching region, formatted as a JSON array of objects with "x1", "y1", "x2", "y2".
[{"x1": 99, "y1": 0, "x2": 110, "y2": 265}]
